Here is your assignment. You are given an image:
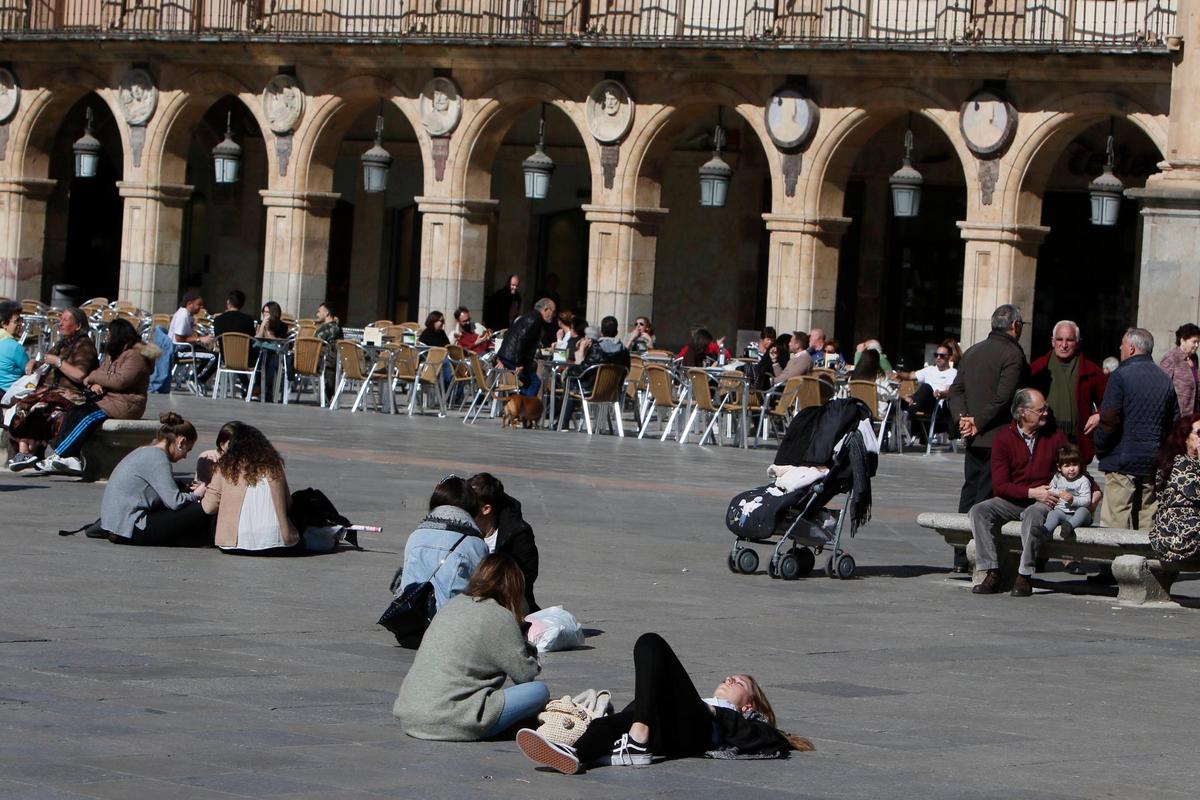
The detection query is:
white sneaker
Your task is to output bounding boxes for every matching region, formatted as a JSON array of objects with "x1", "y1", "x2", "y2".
[
  {"x1": 47, "y1": 455, "x2": 84, "y2": 476},
  {"x1": 608, "y1": 732, "x2": 653, "y2": 766},
  {"x1": 516, "y1": 728, "x2": 580, "y2": 775}
]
